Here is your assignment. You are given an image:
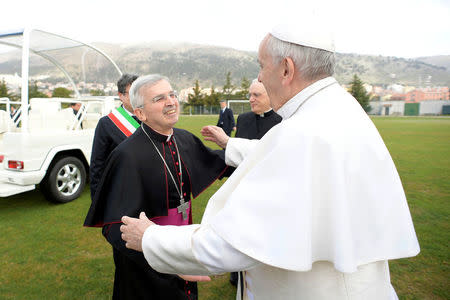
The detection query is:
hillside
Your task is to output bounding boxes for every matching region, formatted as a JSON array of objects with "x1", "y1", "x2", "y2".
[
  {"x1": 334, "y1": 53, "x2": 450, "y2": 86},
  {"x1": 416, "y1": 55, "x2": 450, "y2": 72},
  {"x1": 1, "y1": 42, "x2": 449, "y2": 89}
]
